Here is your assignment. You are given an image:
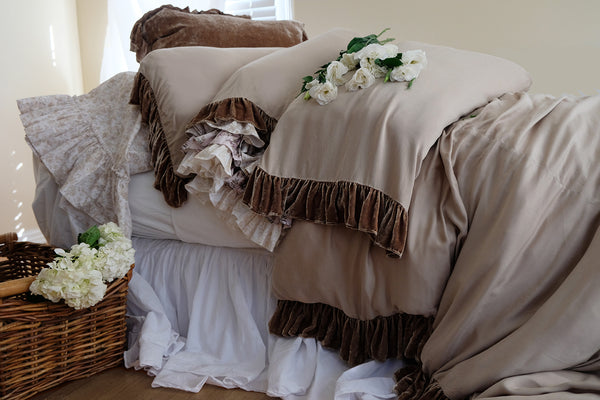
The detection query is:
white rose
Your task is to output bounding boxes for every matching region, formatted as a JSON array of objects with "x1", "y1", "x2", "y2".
[
  {"x1": 305, "y1": 78, "x2": 319, "y2": 90},
  {"x1": 359, "y1": 57, "x2": 388, "y2": 79},
  {"x1": 390, "y1": 49, "x2": 427, "y2": 82},
  {"x1": 326, "y1": 61, "x2": 349, "y2": 86},
  {"x1": 354, "y1": 43, "x2": 398, "y2": 62},
  {"x1": 390, "y1": 63, "x2": 422, "y2": 82},
  {"x1": 308, "y1": 80, "x2": 338, "y2": 105},
  {"x1": 345, "y1": 68, "x2": 376, "y2": 91},
  {"x1": 402, "y1": 49, "x2": 427, "y2": 67},
  {"x1": 339, "y1": 52, "x2": 358, "y2": 70}
]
